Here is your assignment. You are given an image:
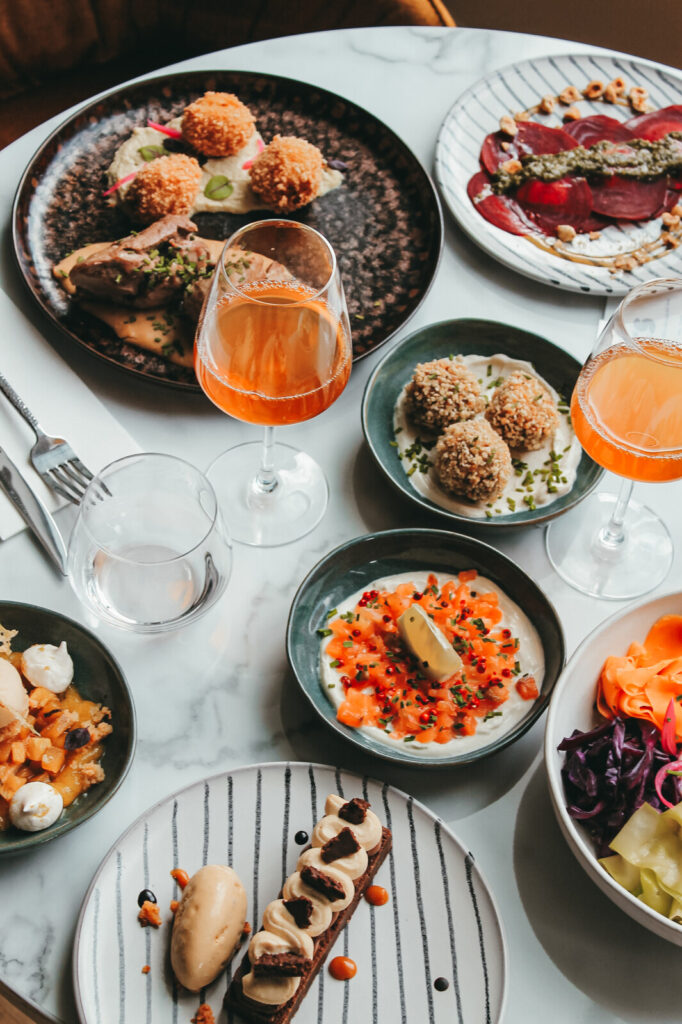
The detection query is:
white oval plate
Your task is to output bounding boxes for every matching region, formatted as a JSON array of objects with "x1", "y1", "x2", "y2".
[
  {"x1": 73, "y1": 762, "x2": 506, "y2": 1023},
  {"x1": 435, "y1": 52, "x2": 682, "y2": 296},
  {"x1": 545, "y1": 590, "x2": 682, "y2": 945}
]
